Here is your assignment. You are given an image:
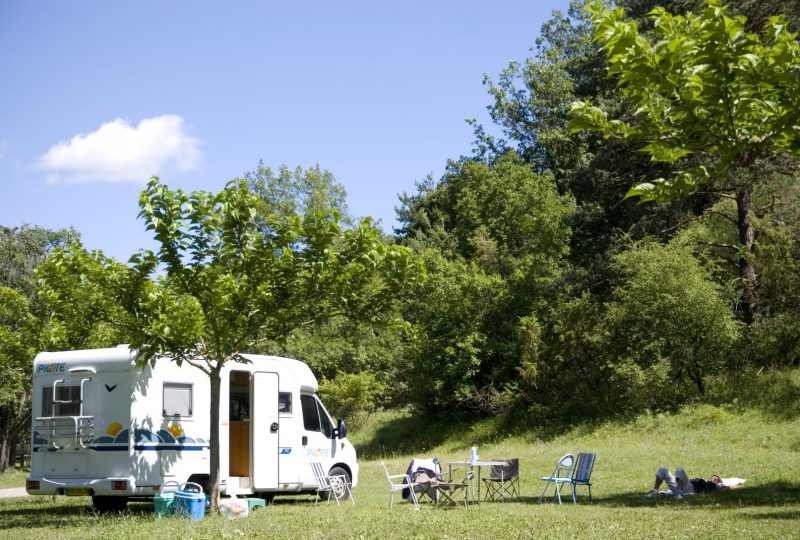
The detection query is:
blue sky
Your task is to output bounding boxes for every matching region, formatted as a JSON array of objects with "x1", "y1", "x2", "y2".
[{"x1": 1, "y1": 0, "x2": 569, "y2": 262}]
